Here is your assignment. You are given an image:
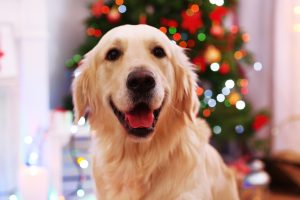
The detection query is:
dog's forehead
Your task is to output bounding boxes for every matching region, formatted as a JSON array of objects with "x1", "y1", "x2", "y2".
[{"x1": 99, "y1": 24, "x2": 172, "y2": 47}]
